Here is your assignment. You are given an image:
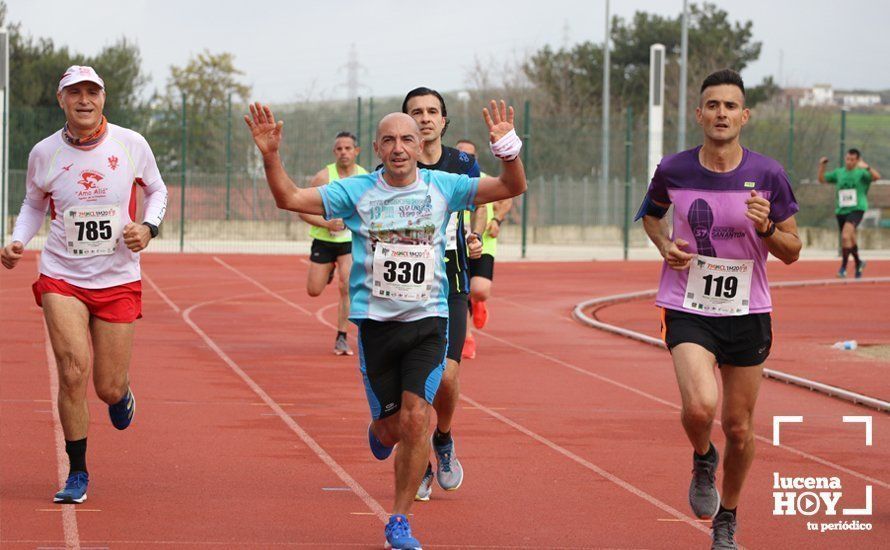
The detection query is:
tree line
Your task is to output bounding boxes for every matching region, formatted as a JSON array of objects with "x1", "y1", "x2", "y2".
[{"x1": 3, "y1": 2, "x2": 786, "y2": 180}]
